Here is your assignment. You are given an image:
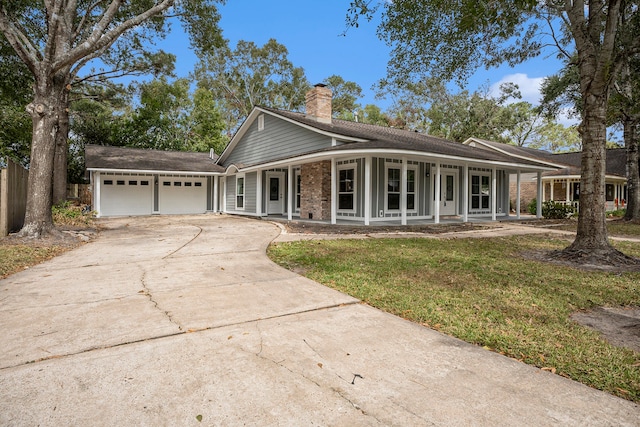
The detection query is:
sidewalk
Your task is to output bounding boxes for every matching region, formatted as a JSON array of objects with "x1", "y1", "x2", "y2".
[{"x1": 1, "y1": 215, "x2": 638, "y2": 426}]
